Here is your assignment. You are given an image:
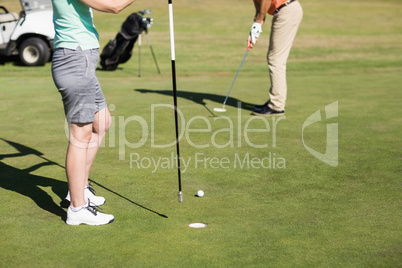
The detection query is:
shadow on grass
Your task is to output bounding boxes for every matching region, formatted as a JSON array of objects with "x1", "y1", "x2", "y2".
[
  {"x1": 89, "y1": 180, "x2": 168, "y2": 218},
  {"x1": 0, "y1": 55, "x2": 51, "y2": 67},
  {"x1": 0, "y1": 138, "x2": 168, "y2": 220},
  {"x1": 135, "y1": 88, "x2": 257, "y2": 114},
  {"x1": 0, "y1": 55, "x2": 19, "y2": 66},
  {"x1": 0, "y1": 139, "x2": 67, "y2": 221}
]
